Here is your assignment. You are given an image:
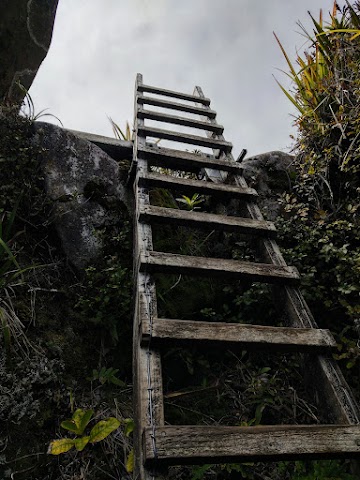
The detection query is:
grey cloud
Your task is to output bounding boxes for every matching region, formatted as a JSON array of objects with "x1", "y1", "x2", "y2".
[{"x1": 29, "y1": 0, "x2": 347, "y2": 156}]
